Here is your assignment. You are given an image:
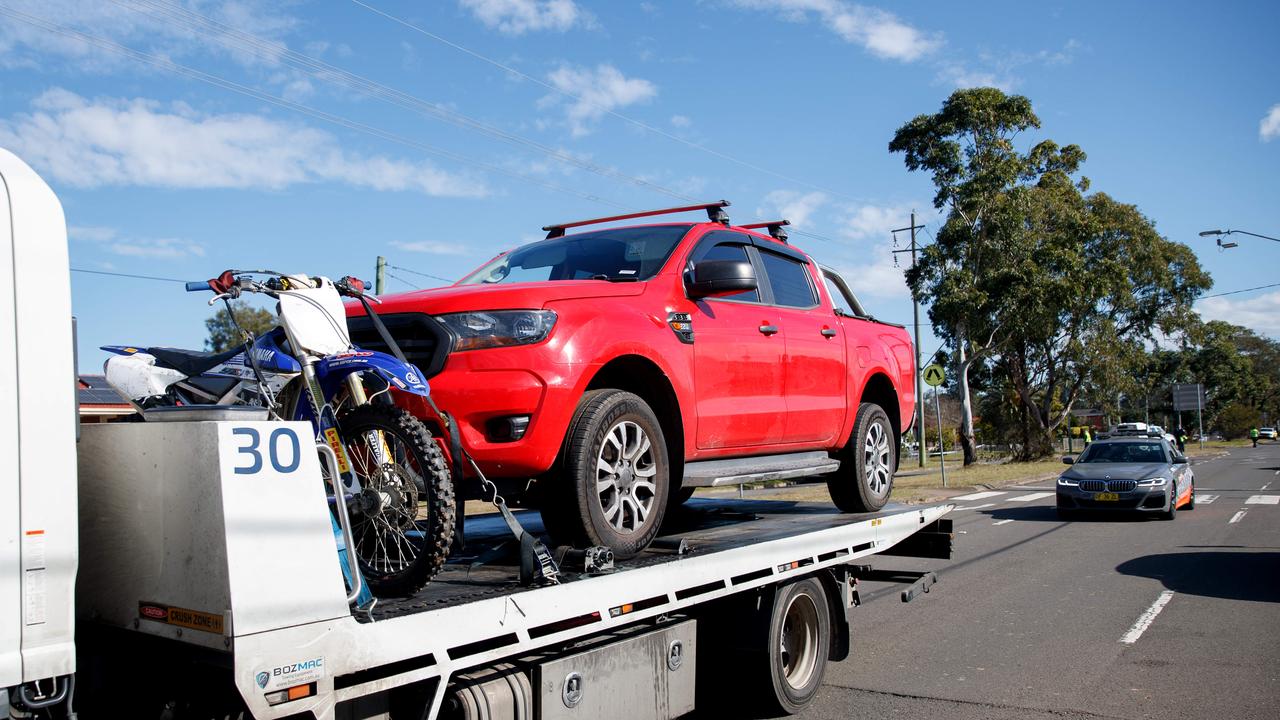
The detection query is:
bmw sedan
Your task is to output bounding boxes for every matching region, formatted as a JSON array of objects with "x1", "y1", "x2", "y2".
[{"x1": 1056, "y1": 438, "x2": 1194, "y2": 519}]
